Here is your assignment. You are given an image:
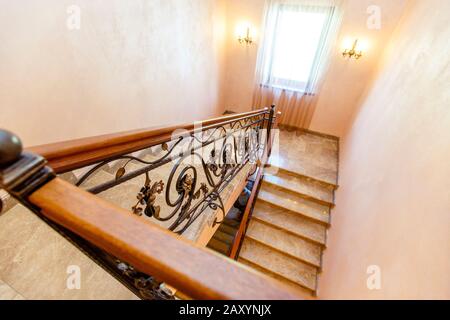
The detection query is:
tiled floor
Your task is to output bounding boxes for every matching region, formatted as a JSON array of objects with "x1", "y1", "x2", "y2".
[
  {"x1": 269, "y1": 129, "x2": 339, "y2": 185},
  {"x1": 0, "y1": 279, "x2": 24, "y2": 300},
  {"x1": 0, "y1": 205, "x2": 139, "y2": 300}
]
